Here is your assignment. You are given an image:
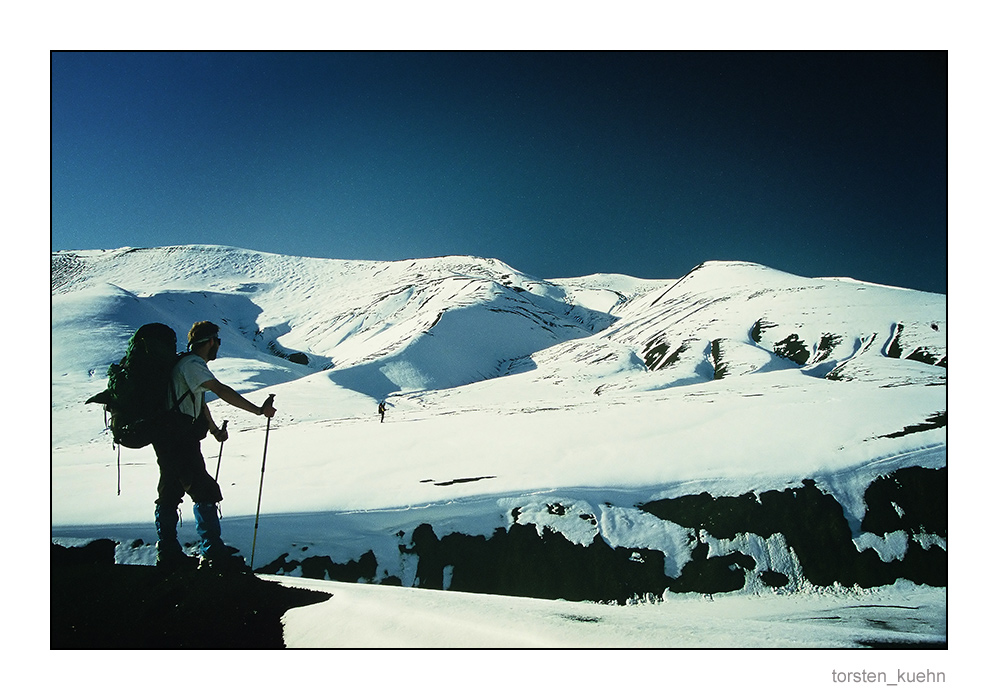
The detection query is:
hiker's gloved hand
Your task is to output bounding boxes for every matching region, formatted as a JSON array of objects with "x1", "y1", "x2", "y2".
[
  {"x1": 211, "y1": 425, "x2": 228, "y2": 442},
  {"x1": 260, "y1": 394, "x2": 276, "y2": 419}
]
